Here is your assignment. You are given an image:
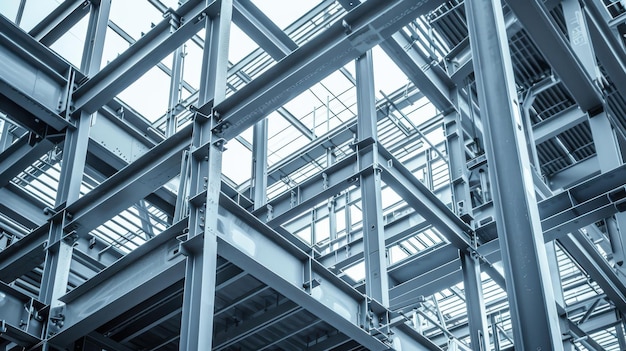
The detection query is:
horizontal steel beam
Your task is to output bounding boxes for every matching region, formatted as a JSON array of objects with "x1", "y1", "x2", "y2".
[
  {"x1": 208, "y1": 0, "x2": 447, "y2": 140},
  {"x1": 262, "y1": 88, "x2": 423, "y2": 191},
  {"x1": 232, "y1": 0, "x2": 297, "y2": 60},
  {"x1": 0, "y1": 133, "x2": 60, "y2": 187},
  {"x1": 253, "y1": 153, "x2": 366, "y2": 227},
  {"x1": 381, "y1": 32, "x2": 455, "y2": 114},
  {"x1": 539, "y1": 162, "x2": 626, "y2": 242},
  {"x1": 506, "y1": 0, "x2": 603, "y2": 113},
  {"x1": 28, "y1": 0, "x2": 91, "y2": 46},
  {"x1": 213, "y1": 300, "x2": 300, "y2": 350},
  {"x1": 49, "y1": 219, "x2": 188, "y2": 347},
  {"x1": 0, "y1": 184, "x2": 49, "y2": 228},
  {"x1": 0, "y1": 224, "x2": 49, "y2": 283},
  {"x1": 532, "y1": 106, "x2": 588, "y2": 144},
  {"x1": 377, "y1": 146, "x2": 473, "y2": 249},
  {"x1": 0, "y1": 15, "x2": 74, "y2": 133},
  {"x1": 63, "y1": 125, "x2": 192, "y2": 237},
  {"x1": 318, "y1": 210, "x2": 432, "y2": 271},
  {"x1": 216, "y1": 194, "x2": 432, "y2": 350},
  {"x1": 0, "y1": 282, "x2": 45, "y2": 346},
  {"x1": 73, "y1": 0, "x2": 214, "y2": 113},
  {"x1": 548, "y1": 155, "x2": 599, "y2": 189}
]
